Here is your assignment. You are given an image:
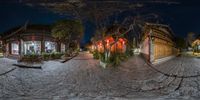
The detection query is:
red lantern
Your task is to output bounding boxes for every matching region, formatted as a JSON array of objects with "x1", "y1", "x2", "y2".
[
  {"x1": 122, "y1": 41, "x2": 125, "y2": 44},
  {"x1": 106, "y1": 39, "x2": 109, "y2": 43}
]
